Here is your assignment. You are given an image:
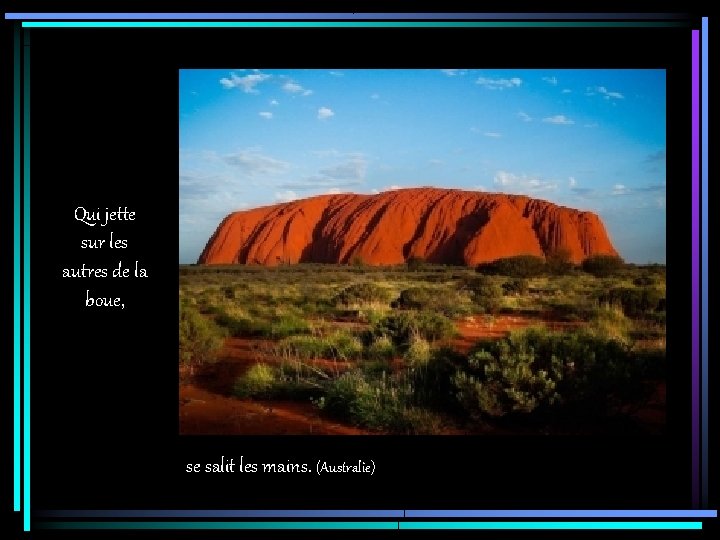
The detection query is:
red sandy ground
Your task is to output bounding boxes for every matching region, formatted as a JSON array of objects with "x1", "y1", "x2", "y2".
[{"x1": 179, "y1": 315, "x2": 664, "y2": 435}]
